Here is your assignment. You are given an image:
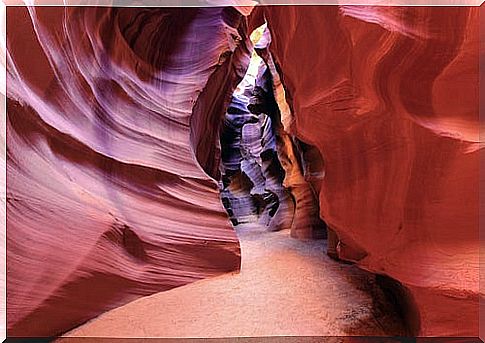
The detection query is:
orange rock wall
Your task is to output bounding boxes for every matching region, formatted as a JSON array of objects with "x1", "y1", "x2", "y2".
[{"x1": 257, "y1": 5, "x2": 480, "y2": 336}]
